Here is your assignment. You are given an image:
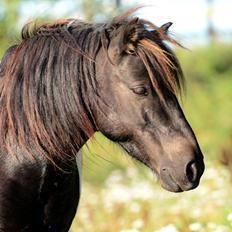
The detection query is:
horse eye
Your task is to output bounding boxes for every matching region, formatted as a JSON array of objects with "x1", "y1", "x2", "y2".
[{"x1": 132, "y1": 87, "x2": 148, "y2": 96}]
